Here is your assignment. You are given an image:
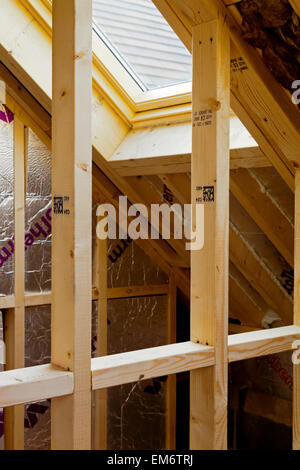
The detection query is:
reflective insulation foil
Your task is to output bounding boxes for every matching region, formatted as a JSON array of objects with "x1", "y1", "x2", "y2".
[
  {"x1": 0, "y1": 312, "x2": 4, "y2": 450},
  {"x1": 107, "y1": 238, "x2": 168, "y2": 288},
  {"x1": 0, "y1": 119, "x2": 14, "y2": 297},
  {"x1": 92, "y1": 238, "x2": 169, "y2": 450},
  {"x1": 25, "y1": 129, "x2": 52, "y2": 293},
  {"x1": 24, "y1": 129, "x2": 52, "y2": 450},
  {"x1": 5, "y1": 117, "x2": 169, "y2": 449},
  {"x1": 24, "y1": 306, "x2": 51, "y2": 450},
  {"x1": 0, "y1": 116, "x2": 14, "y2": 449},
  {"x1": 106, "y1": 295, "x2": 168, "y2": 450}
]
